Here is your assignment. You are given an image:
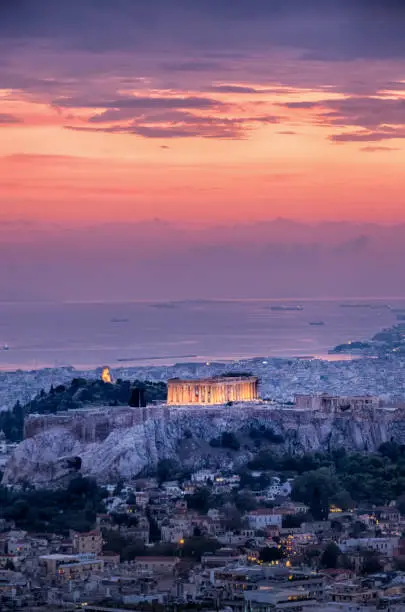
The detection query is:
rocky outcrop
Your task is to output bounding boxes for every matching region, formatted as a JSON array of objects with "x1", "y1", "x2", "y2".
[{"x1": 3, "y1": 403, "x2": 405, "y2": 486}]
